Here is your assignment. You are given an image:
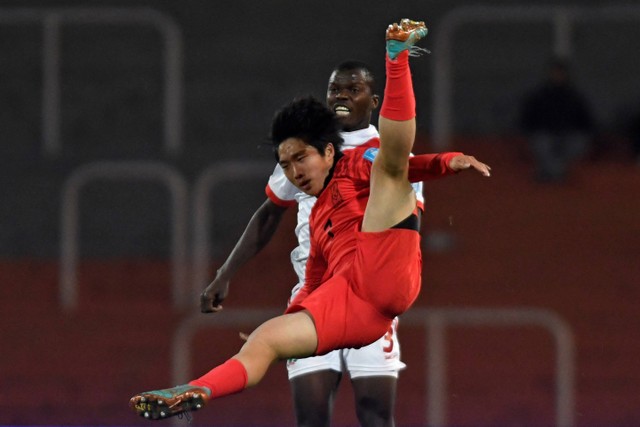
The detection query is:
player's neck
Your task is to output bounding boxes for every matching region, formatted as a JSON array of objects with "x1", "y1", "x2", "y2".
[{"x1": 319, "y1": 150, "x2": 344, "y2": 194}]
